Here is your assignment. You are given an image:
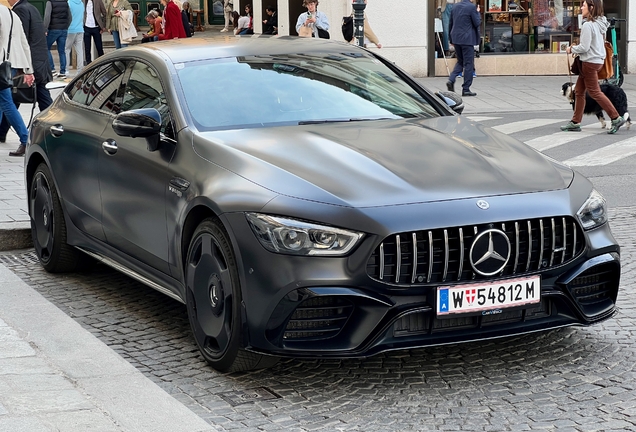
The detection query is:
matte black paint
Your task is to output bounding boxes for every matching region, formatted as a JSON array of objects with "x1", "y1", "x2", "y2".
[{"x1": 25, "y1": 37, "x2": 621, "y2": 360}]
